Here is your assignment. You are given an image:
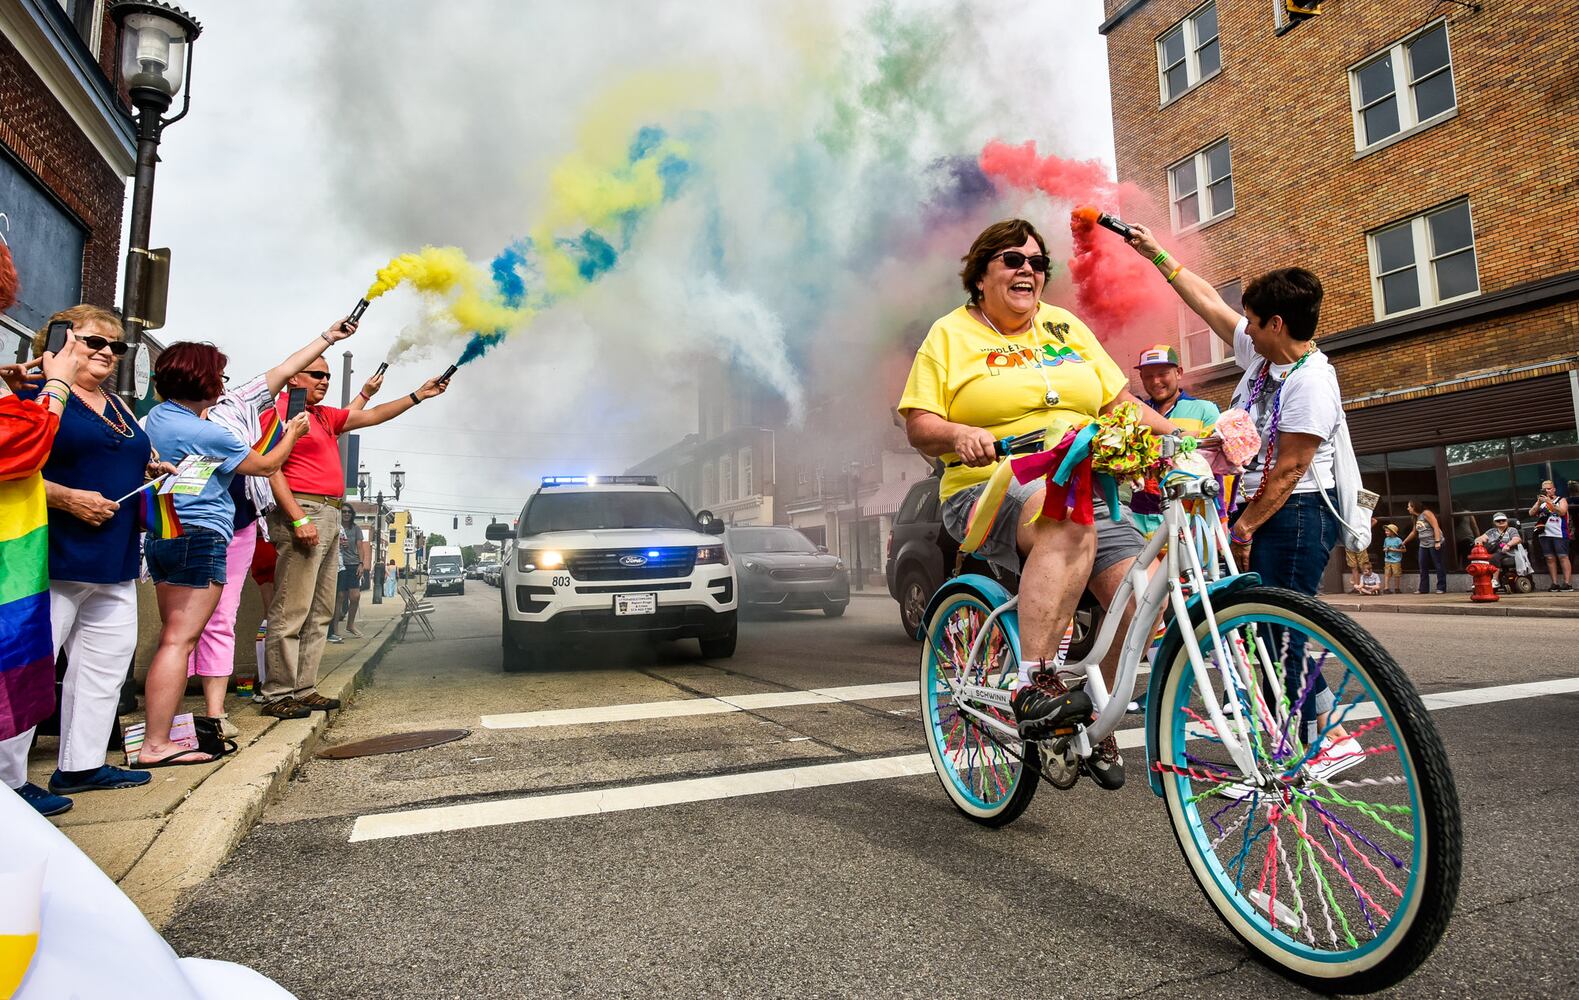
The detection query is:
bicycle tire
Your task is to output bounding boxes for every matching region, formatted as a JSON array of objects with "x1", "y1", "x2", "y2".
[
  {"x1": 920, "y1": 590, "x2": 1038, "y2": 827},
  {"x1": 1155, "y1": 586, "x2": 1460, "y2": 993}
]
